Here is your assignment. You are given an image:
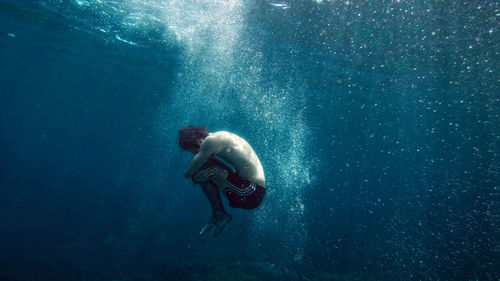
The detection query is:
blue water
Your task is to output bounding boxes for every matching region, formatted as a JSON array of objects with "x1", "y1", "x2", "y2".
[{"x1": 0, "y1": 0, "x2": 498, "y2": 280}]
